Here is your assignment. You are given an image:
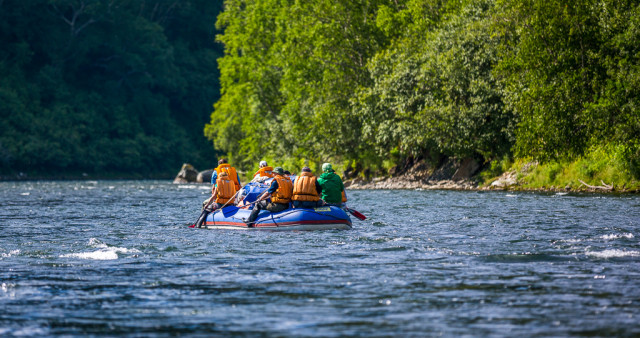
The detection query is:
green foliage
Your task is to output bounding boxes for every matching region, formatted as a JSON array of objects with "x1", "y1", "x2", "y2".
[
  {"x1": 495, "y1": 0, "x2": 640, "y2": 166},
  {"x1": 0, "y1": 0, "x2": 223, "y2": 176},
  {"x1": 8, "y1": 0, "x2": 637, "y2": 182},
  {"x1": 358, "y1": 0, "x2": 515, "y2": 163},
  {"x1": 517, "y1": 144, "x2": 639, "y2": 190},
  {"x1": 206, "y1": 0, "x2": 393, "y2": 171},
  {"x1": 478, "y1": 155, "x2": 512, "y2": 183},
  {"x1": 208, "y1": 0, "x2": 522, "y2": 174}
]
